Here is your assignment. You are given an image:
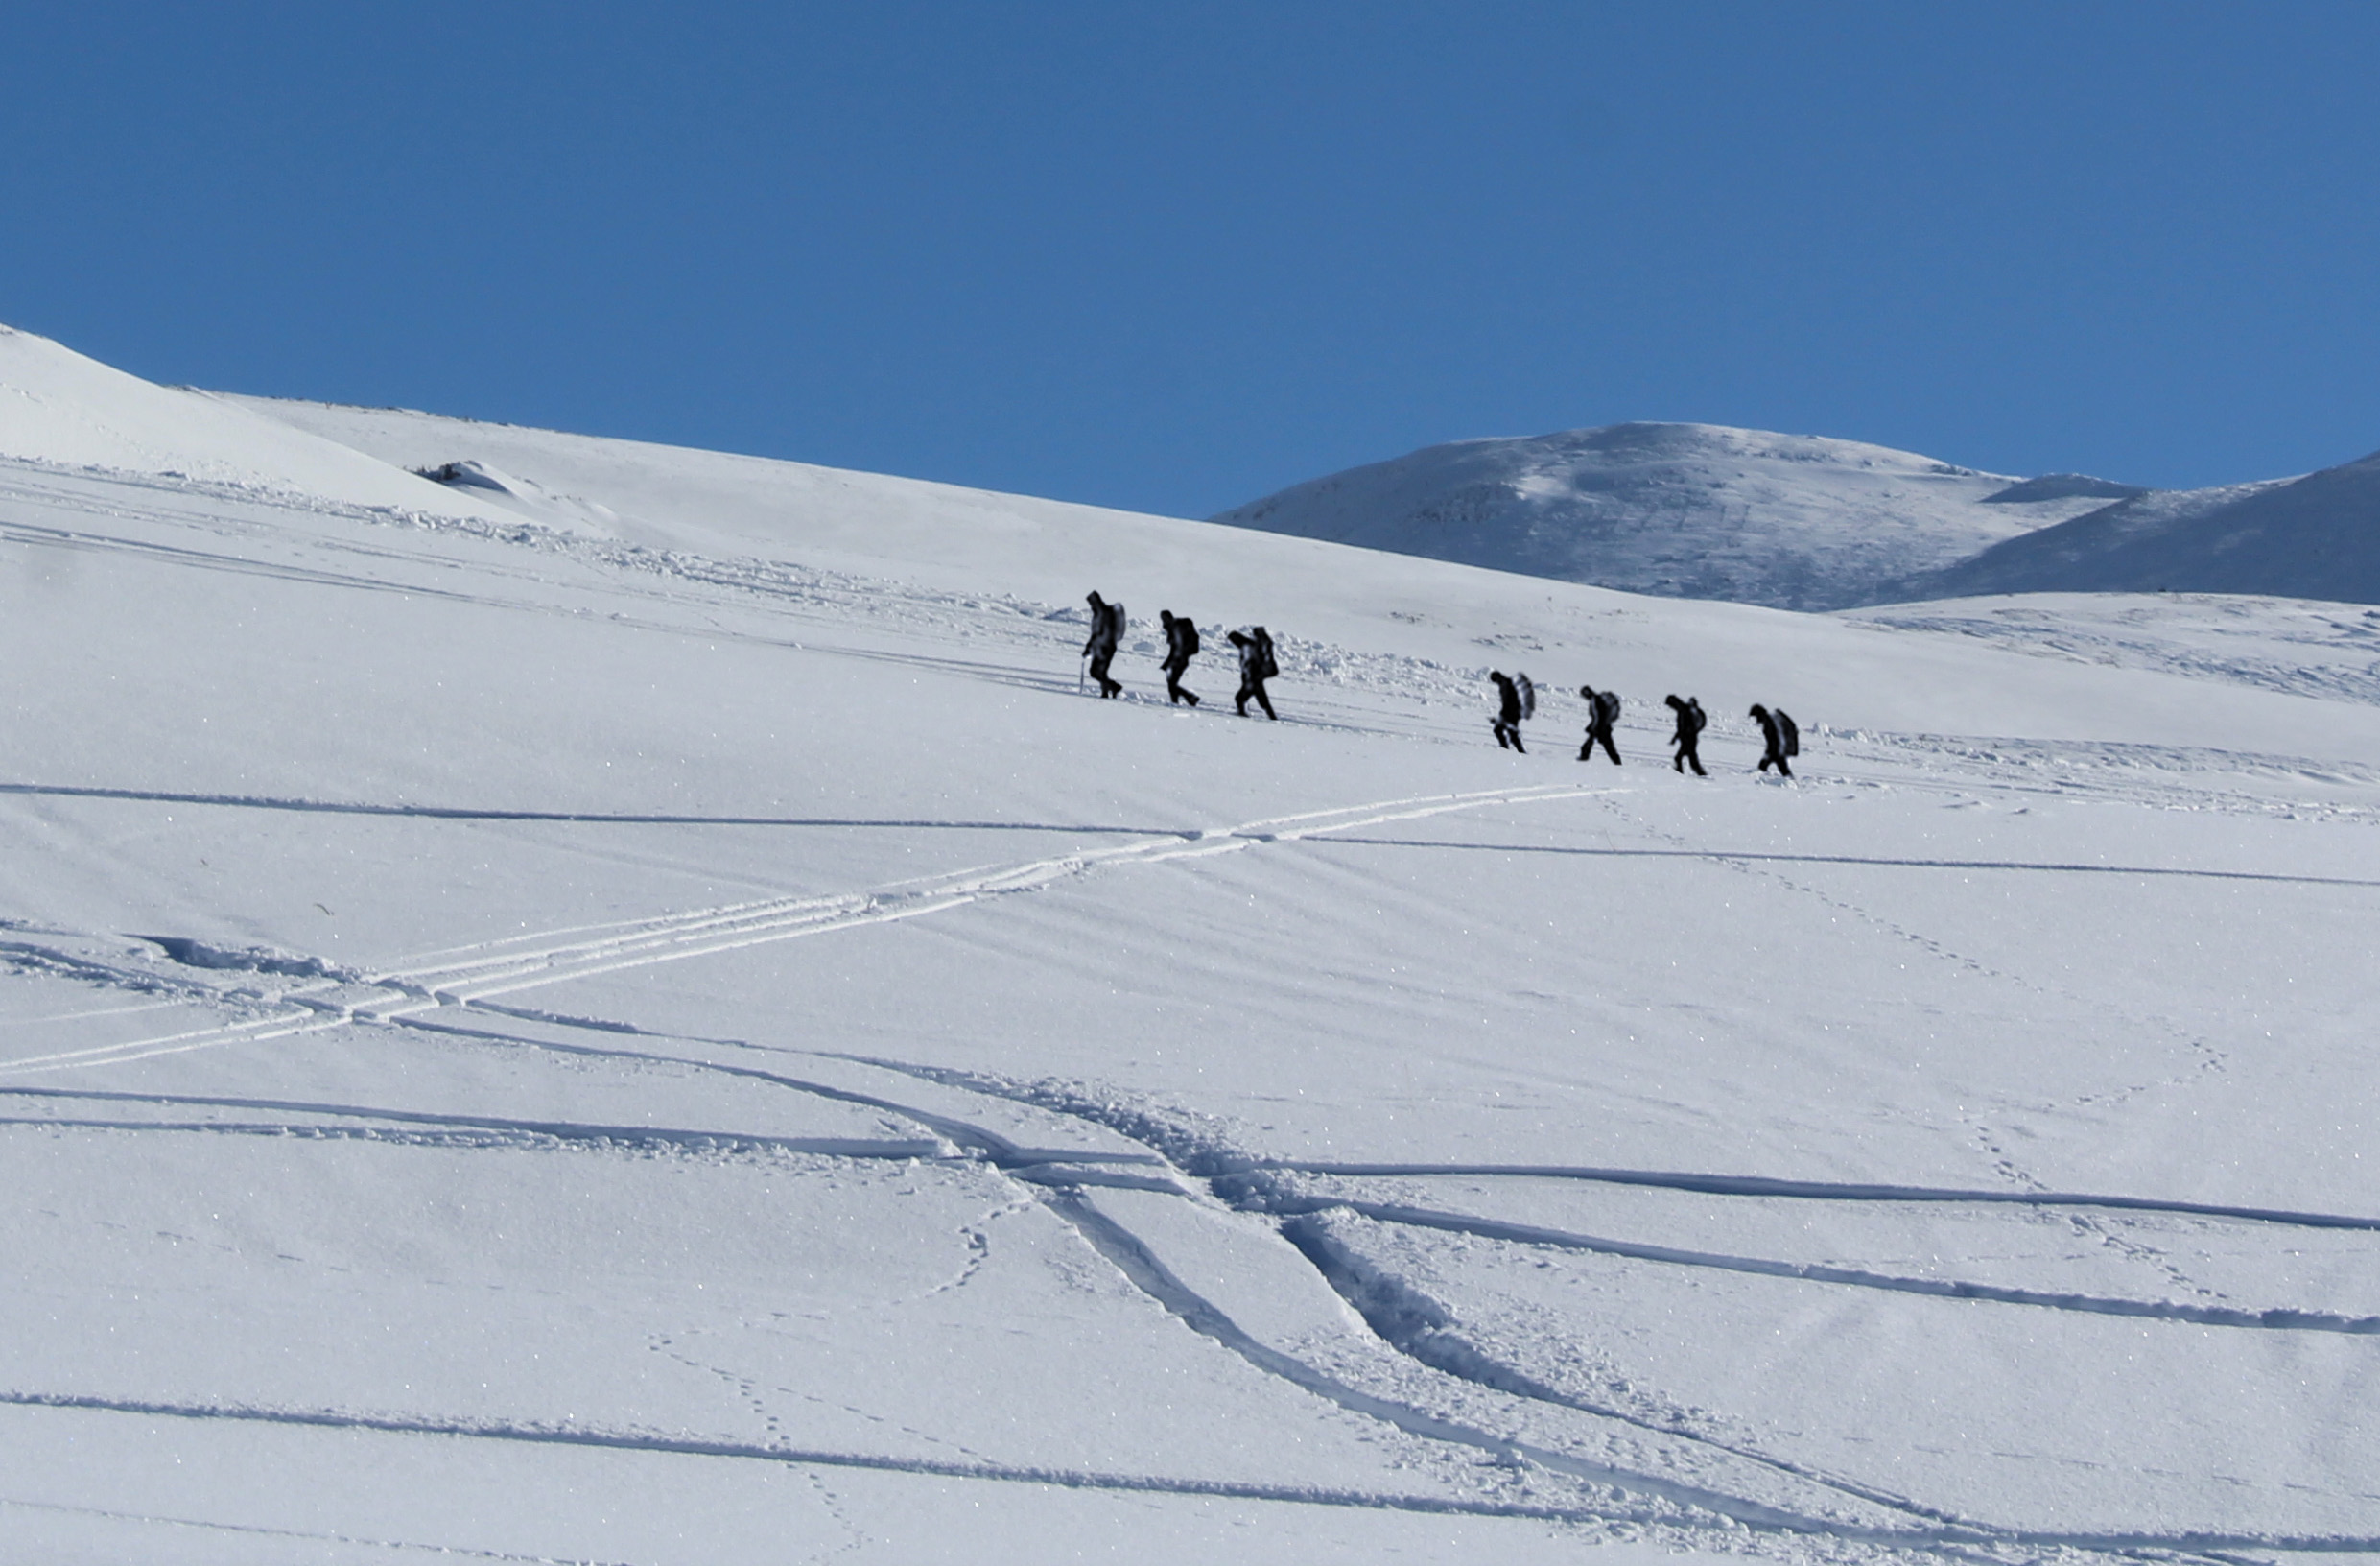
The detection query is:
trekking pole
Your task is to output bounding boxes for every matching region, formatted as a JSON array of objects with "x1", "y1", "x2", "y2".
[{"x1": 1078, "y1": 651, "x2": 1087, "y2": 694}]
